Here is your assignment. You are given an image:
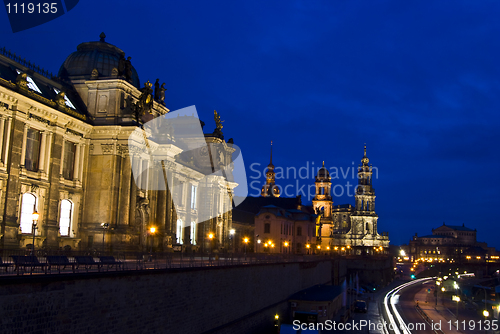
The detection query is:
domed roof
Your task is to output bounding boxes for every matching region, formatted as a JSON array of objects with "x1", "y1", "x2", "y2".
[
  {"x1": 316, "y1": 161, "x2": 330, "y2": 181},
  {"x1": 58, "y1": 33, "x2": 140, "y2": 88}
]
